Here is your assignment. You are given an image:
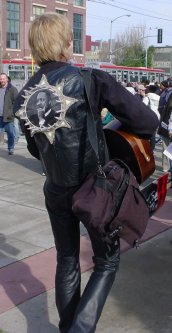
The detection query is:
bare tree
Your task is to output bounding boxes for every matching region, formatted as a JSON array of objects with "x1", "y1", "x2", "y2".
[{"x1": 110, "y1": 25, "x2": 148, "y2": 66}]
